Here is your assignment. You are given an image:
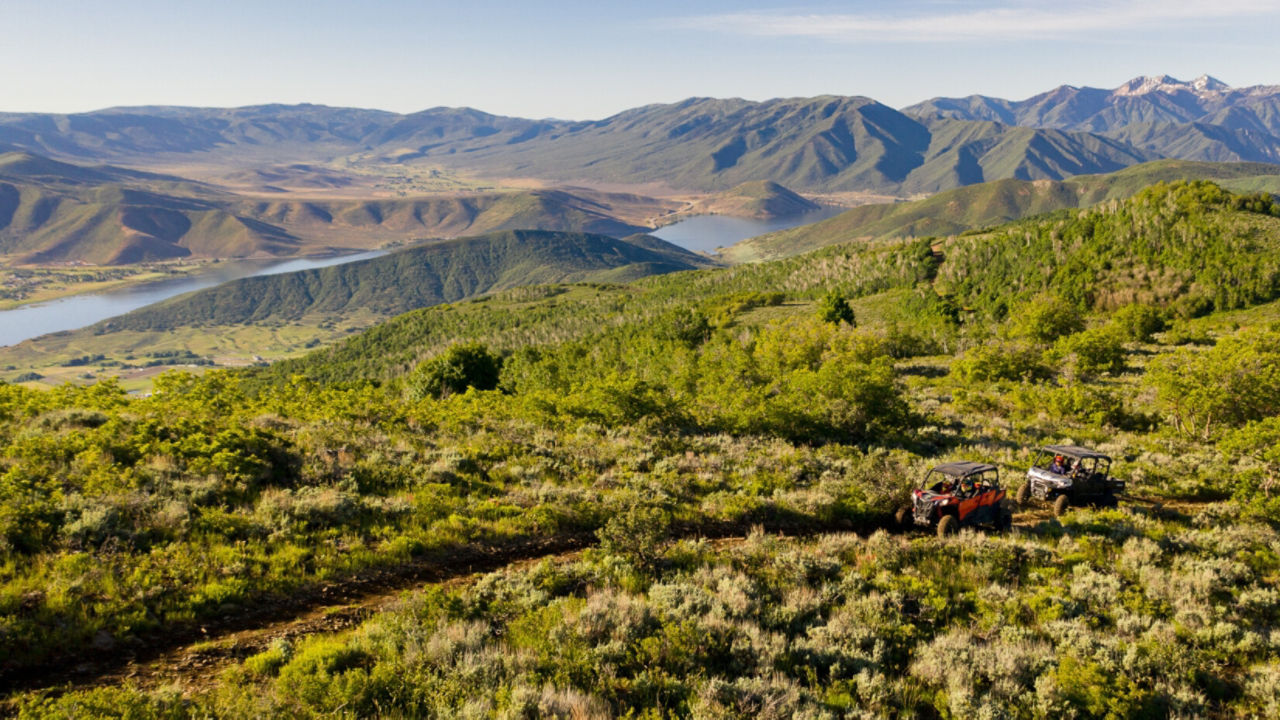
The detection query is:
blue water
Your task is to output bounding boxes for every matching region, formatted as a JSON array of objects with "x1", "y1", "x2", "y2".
[
  {"x1": 0, "y1": 251, "x2": 385, "y2": 347},
  {"x1": 0, "y1": 208, "x2": 843, "y2": 348},
  {"x1": 649, "y1": 206, "x2": 845, "y2": 253}
]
